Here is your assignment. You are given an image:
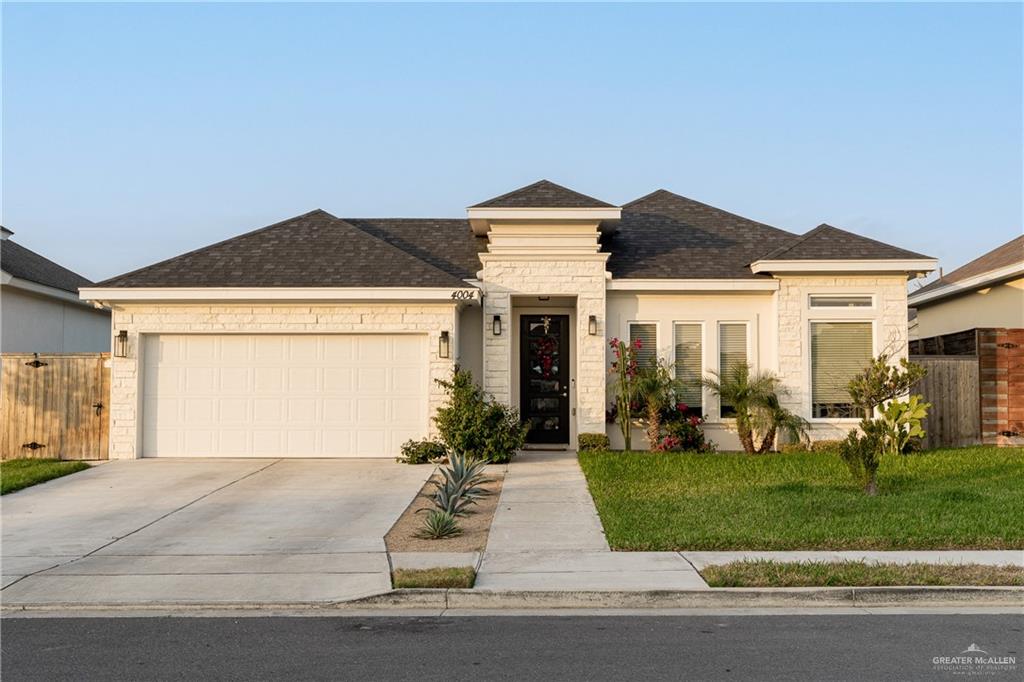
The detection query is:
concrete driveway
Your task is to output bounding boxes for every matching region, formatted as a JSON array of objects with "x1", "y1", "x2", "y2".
[{"x1": 1, "y1": 459, "x2": 431, "y2": 606}]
